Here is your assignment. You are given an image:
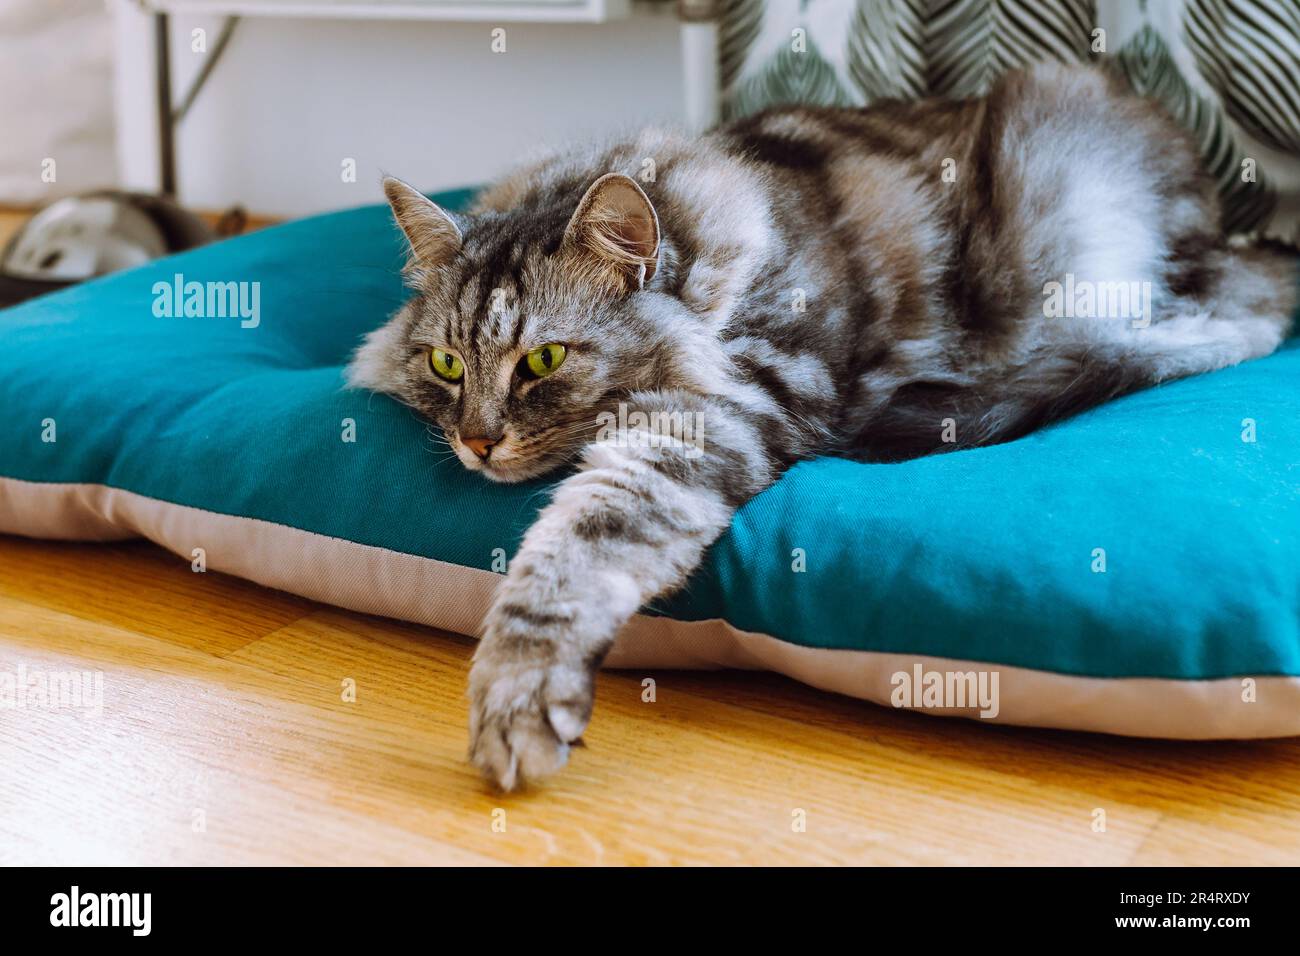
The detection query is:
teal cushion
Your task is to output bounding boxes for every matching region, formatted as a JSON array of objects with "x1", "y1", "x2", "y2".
[{"x1": 3, "y1": 190, "x2": 1298, "y2": 737}]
